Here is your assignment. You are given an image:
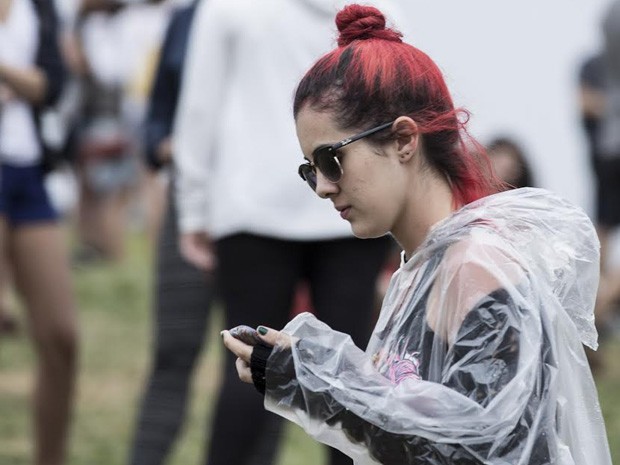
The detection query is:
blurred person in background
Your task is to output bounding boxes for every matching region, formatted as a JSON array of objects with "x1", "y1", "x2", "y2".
[
  {"x1": 486, "y1": 136, "x2": 535, "y2": 189},
  {"x1": 126, "y1": 2, "x2": 218, "y2": 464},
  {"x1": 69, "y1": 0, "x2": 139, "y2": 263},
  {"x1": 0, "y1": 0, "x2": 78, "y2": 464},
  {"x1": 173, "y1": 0, "x2": 401, "y2": 463},
  {"x1": 69, "y1": 0, "x2": 175, "y2": 264},
  {"x1": 578, "y1": 0, "x2": 620, "y2": 339}
]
